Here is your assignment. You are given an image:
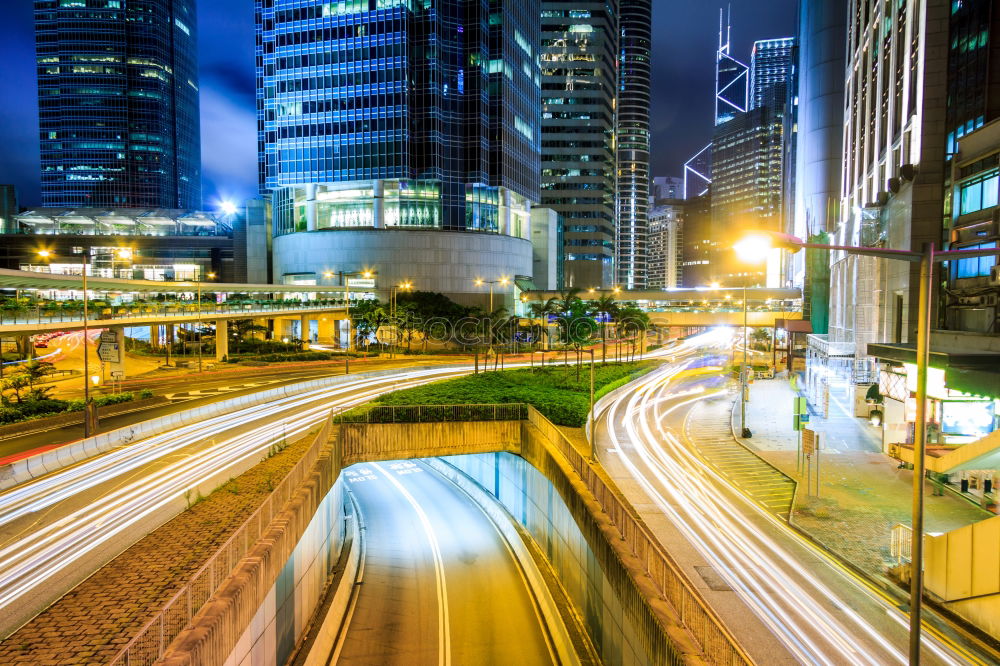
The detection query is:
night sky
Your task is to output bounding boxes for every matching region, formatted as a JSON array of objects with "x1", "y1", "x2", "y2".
[{"x1": 0, "y1": 0, "x2": 795, "y2": 209}]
